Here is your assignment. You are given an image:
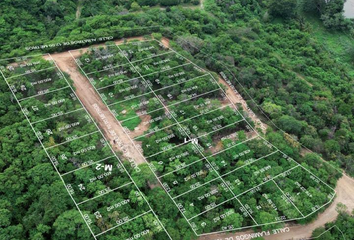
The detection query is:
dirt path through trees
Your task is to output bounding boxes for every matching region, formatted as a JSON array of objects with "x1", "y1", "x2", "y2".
[
  {"x1": 75, "y1": 0, "x2": 83, "y2": 19},
  {"x1": 217, "y1": 77, "x2": 268, "y2": 134},
  {"x1": 44, "y1": 38, "x2": 146, "y2": 165}
]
